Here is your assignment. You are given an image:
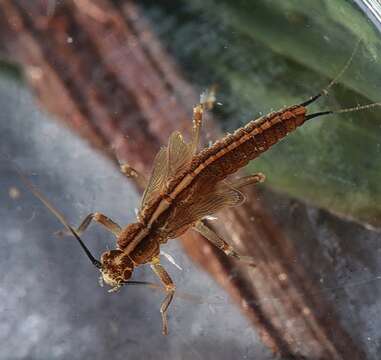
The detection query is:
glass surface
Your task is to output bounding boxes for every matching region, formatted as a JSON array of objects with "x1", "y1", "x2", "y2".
[{"x1": 1, "y1": 1, "x2": 381, "y2": 359}]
